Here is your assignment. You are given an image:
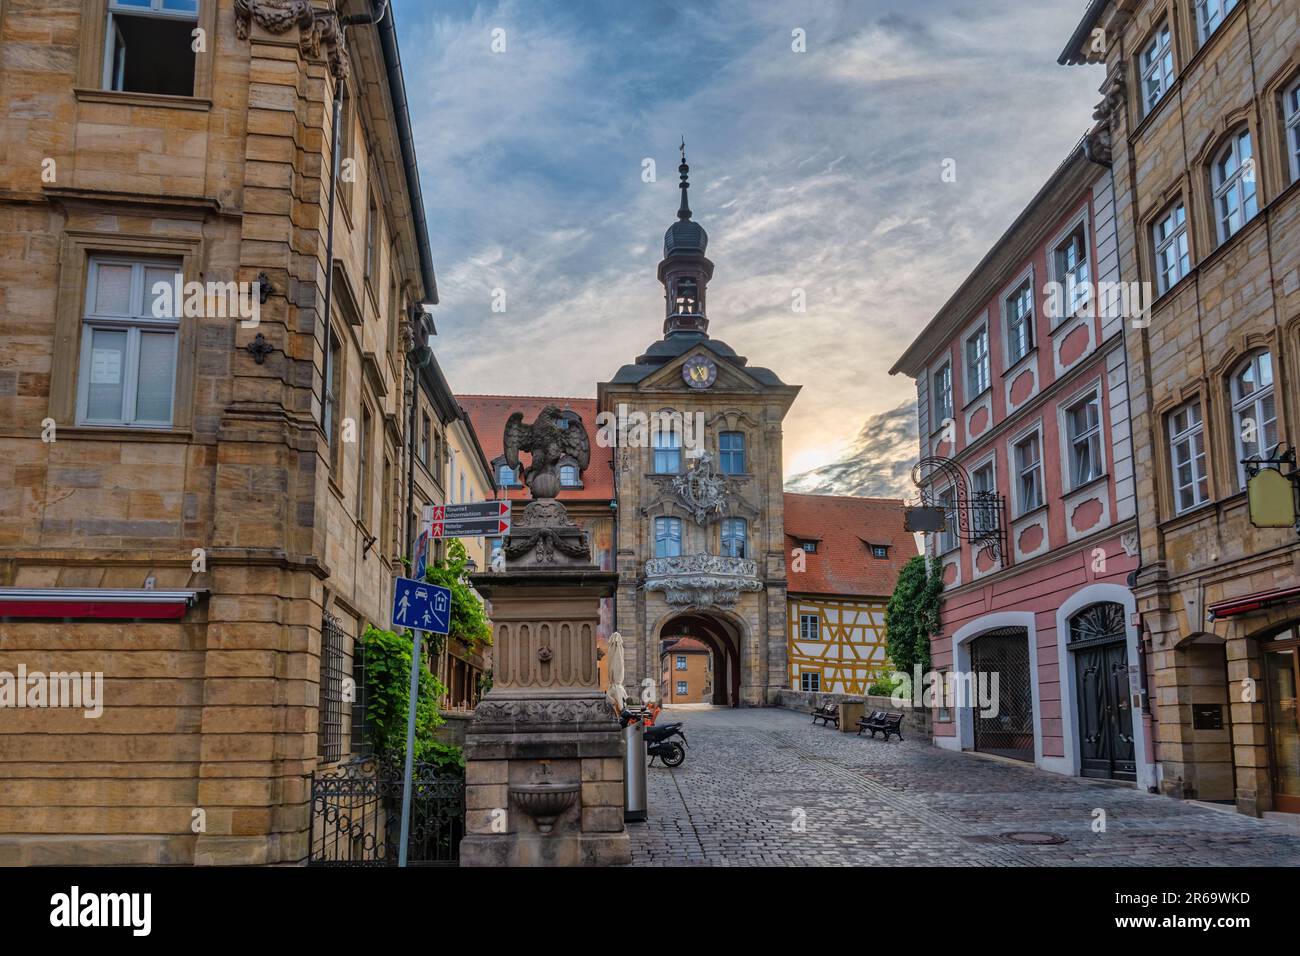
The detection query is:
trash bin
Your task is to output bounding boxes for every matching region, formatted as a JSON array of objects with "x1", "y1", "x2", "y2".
[{"x1": 623, "y1": 721, "x2": 647, "y2": 822}]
